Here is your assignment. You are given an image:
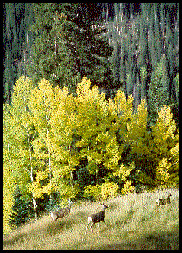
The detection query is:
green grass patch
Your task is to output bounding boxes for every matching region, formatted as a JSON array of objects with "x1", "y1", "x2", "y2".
[{"x1": 3, "y1": 188, "x2": 179, "y2": 250}]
